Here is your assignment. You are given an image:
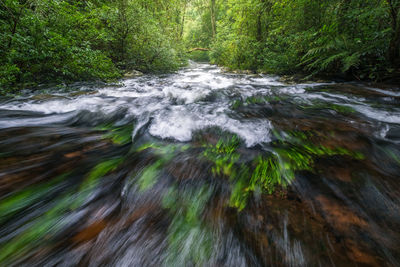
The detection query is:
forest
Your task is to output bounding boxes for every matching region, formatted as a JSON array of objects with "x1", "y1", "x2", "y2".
[
  {"x1": 1, "y1": 0, "x2": 399, "y2": 93},
  {"x1": 1, "y1": 1, "x2": 400, "y2": 266}
]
